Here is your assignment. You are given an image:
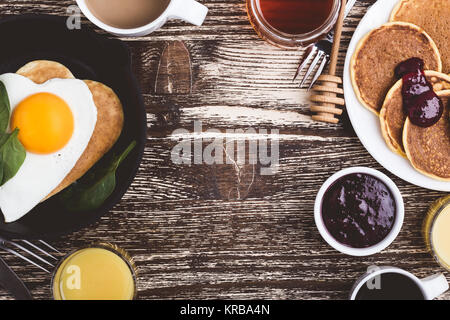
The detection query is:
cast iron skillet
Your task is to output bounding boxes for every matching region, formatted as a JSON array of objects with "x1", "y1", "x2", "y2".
[{"x1": 0, "y1": 15, "x2": 147, "y2": 239}]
